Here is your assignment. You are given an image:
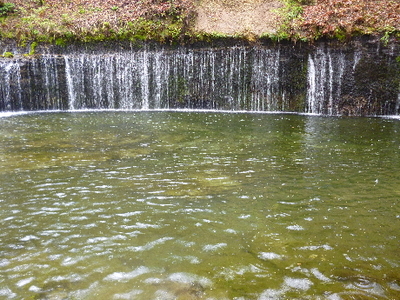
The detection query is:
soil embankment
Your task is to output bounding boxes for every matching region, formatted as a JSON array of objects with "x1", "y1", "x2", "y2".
[{"x1": 194, "y1": 0, "x2": 283, "y2": 36}]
